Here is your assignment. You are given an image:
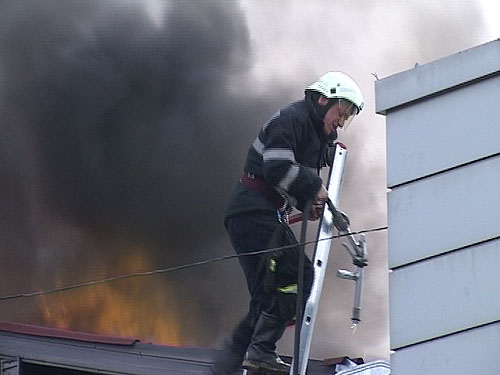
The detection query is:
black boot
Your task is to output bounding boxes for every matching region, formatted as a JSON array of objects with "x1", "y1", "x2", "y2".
[
  {"x1": 212, "y1": 340, "x2": 244, "y2": 375},
  {"x1": 212, "y1": 318, "x2": 254, "y2": 375},
  {"x1": 242, "y1": 312, "x2": 290, "y2": 373}
]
